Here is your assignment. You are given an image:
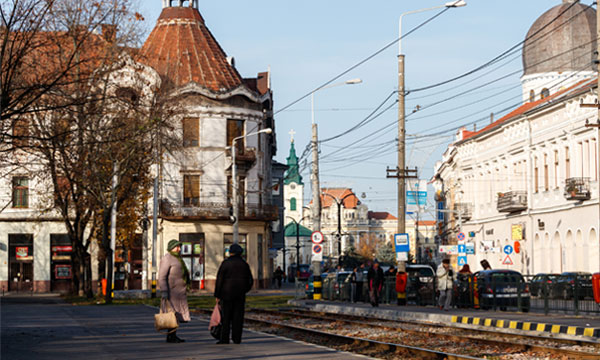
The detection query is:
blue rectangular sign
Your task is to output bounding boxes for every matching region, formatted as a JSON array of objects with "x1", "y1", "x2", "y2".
[
  {"x1": 394, "y1": 233, "x2": 410, "y2": 253},
  {"x1": 458, "y1": 256, "x2": 467, "y2": 267}
]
